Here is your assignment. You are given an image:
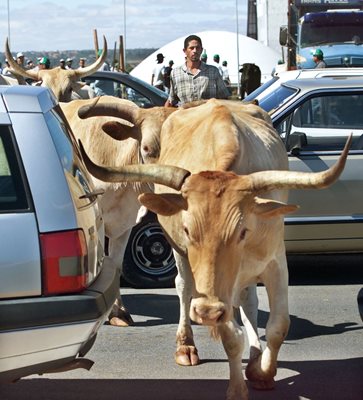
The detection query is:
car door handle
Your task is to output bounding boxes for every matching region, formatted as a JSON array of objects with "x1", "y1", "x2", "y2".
[{"x1": 79, "y1": 188, "x2": 105, "y2": 199}]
